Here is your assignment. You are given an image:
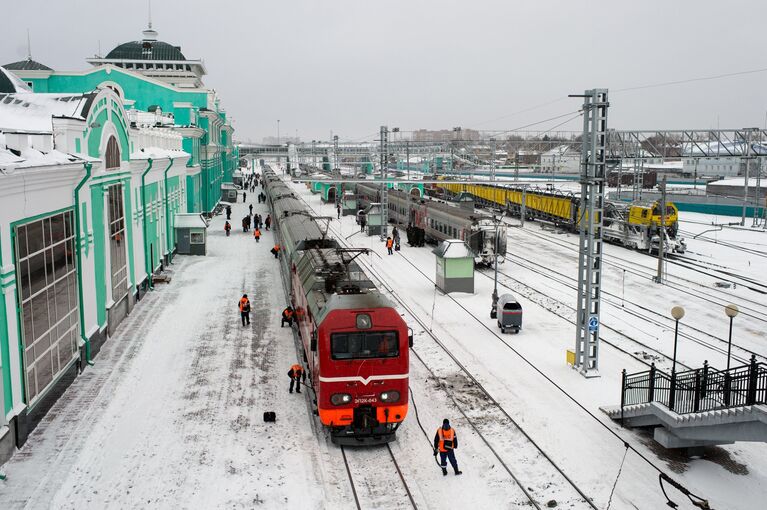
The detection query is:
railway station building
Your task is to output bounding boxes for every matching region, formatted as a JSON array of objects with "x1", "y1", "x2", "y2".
[{"x1": 0, "y1": 23, "x2": 236, "y2": 464}]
